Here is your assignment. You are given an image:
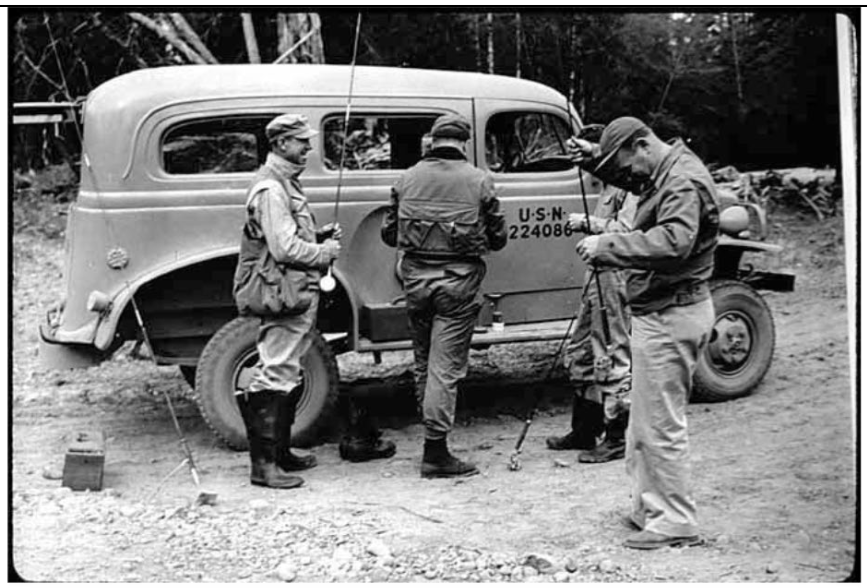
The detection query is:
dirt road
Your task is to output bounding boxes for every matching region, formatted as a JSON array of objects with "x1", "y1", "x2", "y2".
[{"x1": 10, "y1": 206, "x2": 856, "y2": 582}]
